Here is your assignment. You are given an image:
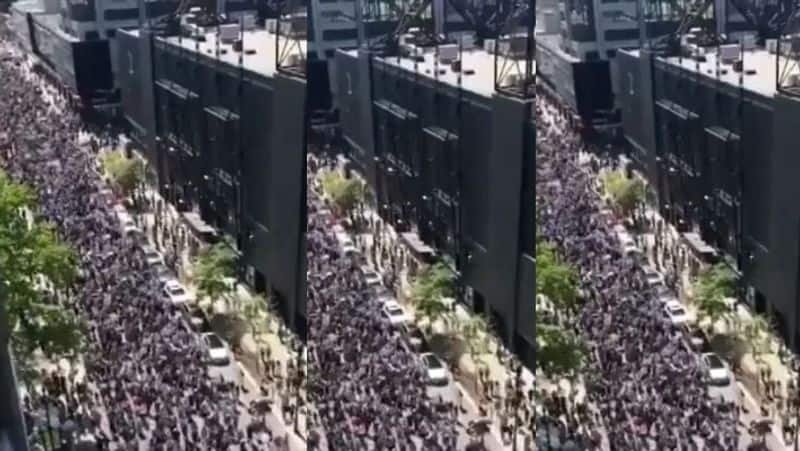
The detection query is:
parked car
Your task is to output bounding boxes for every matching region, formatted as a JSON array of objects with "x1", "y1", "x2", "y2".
[
  {"x1": 361, "y1": 267, "x2": 383, "y2": 288},
  {"x1": 180, "y1": 303, "x2": 211, "y2": 332},
  {"x1": 163, "y1": 280, "x2": 193, "y2": 305},
  {"x1": 682, "y1": 324, "x2": 711, "y2": 352},
  {"x1": 642, "y1": 266, "x2": 665, "y2": 288},
  {"x1": 420, "y1": 353, "x2": 449, "y2": 386},
  {"x1": 382, "y1": 301, "x2": 411, "y2": 326},
  {"x1": 202, "y1": 333, "x2": 232, "y2": 366},
  {"x1": 663, "y1": 300, "x2": 690, "y2": 325},
  {"x1": 342, "y1": 243, "x2": 360, "y2": 259},
  {"x1": 154, "y1": 264, "x2": 174, "y2": 286},
  {"x1": 402, "y1": 323, "x2": 428, "y2": 351},
  {"x1": 702, "y1": 352, "x2": 737, "y2": 406},
  {"x1": 140, "y1": 245, "x2": 165, "y2": 267}
]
